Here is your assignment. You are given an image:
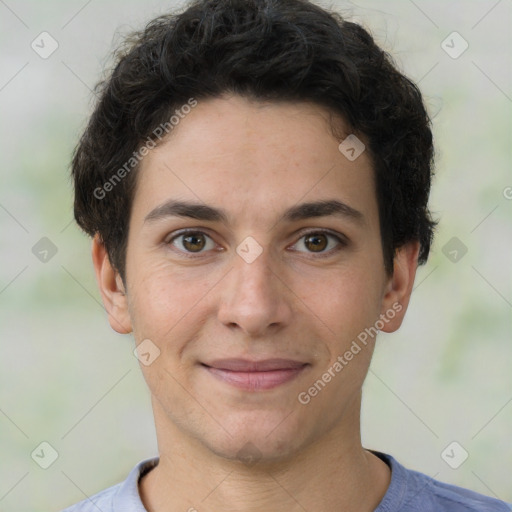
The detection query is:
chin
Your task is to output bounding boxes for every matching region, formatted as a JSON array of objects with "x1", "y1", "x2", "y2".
[{"x1": 200, "y1": 414, "x2": 310, "y2": 466}]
